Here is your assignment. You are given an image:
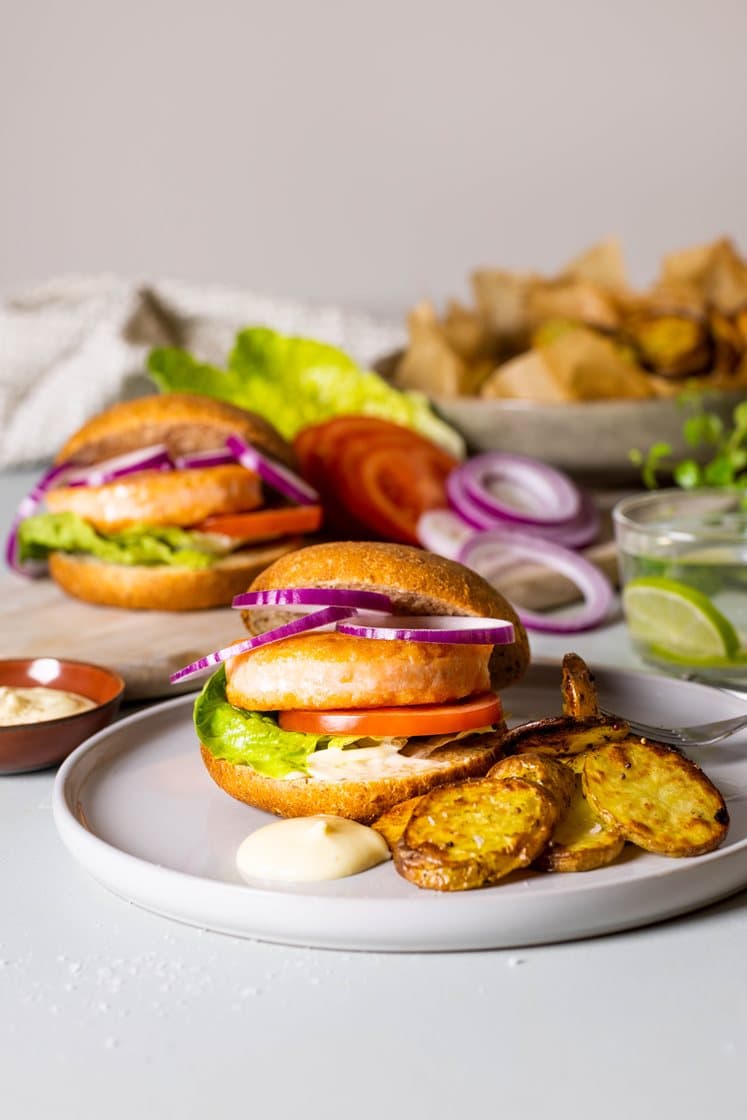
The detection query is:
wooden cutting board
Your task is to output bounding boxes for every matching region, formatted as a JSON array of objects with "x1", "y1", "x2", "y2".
[
  {"x1": 0, "y1": 571, "x2": 247, "y2": 699},
  {"x1": 0, "y1": 539, "x2": 619, "y2": 700}
]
